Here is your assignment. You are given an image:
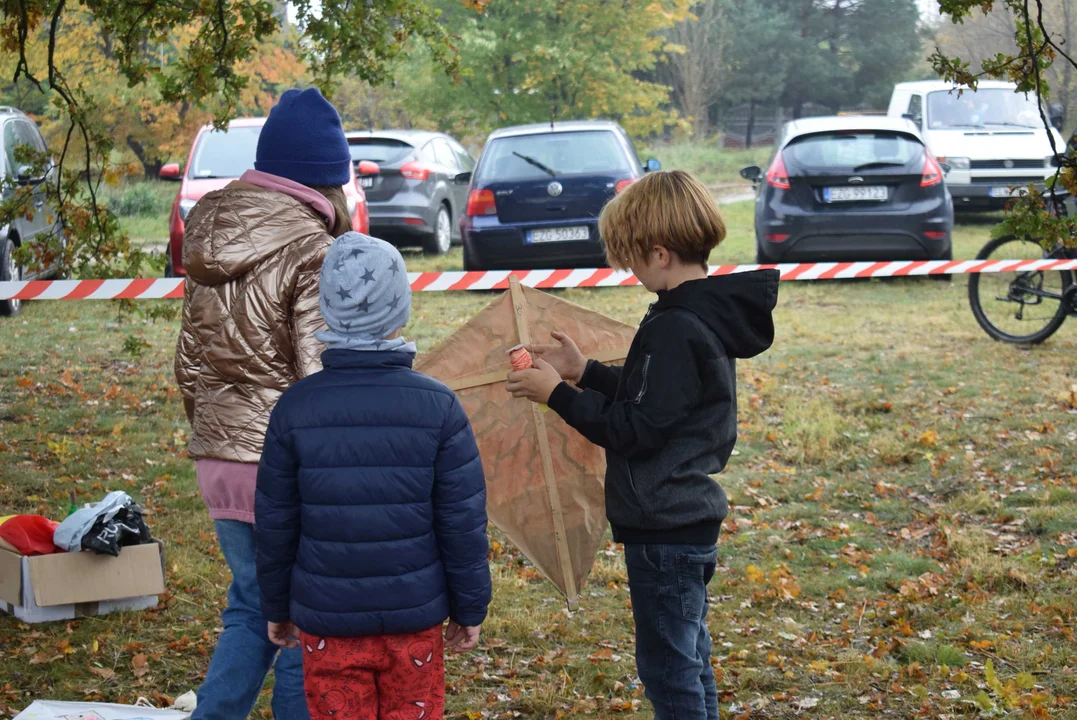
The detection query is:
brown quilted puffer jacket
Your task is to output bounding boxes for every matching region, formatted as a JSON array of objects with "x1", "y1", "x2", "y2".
[{"x1": 175, "y1": 184, "x2": 332, "y2": 463}]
